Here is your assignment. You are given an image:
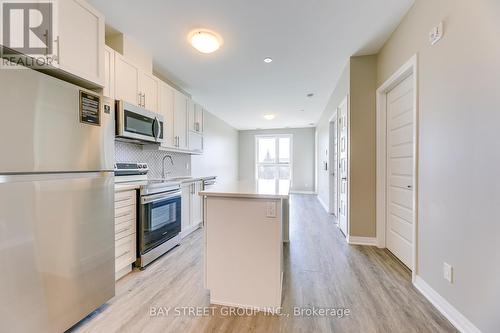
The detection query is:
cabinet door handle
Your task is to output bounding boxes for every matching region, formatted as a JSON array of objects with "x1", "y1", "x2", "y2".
[
  {"x1": 143, "y1": 93, "x2": 146, "y2": 107},
  {"x1": 138, "y1": 92, "x2": 142, "y2": 106}
]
